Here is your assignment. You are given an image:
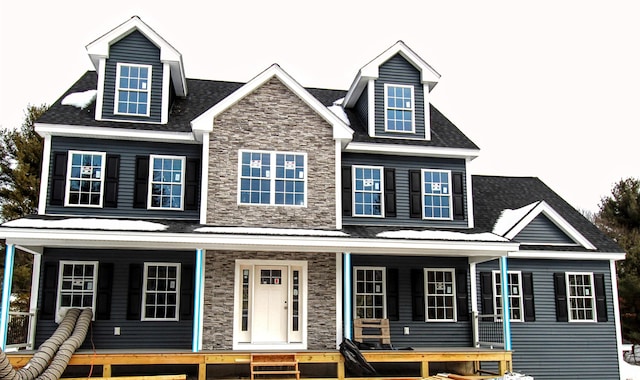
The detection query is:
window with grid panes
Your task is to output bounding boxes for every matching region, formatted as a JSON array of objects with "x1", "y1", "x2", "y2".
[
  {"x1": 354, "y1": 267, "x2": 386, "y2": 319},
  {"x1": 142, "y1": 263, "x2": 180, "y2": 321},
  {"x1": 425, "y1": 269, "x2": 456, "y2": 321}
]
